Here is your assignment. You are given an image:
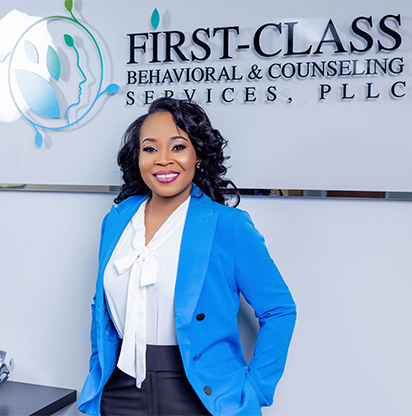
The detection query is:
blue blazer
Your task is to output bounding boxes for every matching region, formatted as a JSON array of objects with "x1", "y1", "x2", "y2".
[{"x1": 78, "y1": 185, "x2": 296, "y2": 415}]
